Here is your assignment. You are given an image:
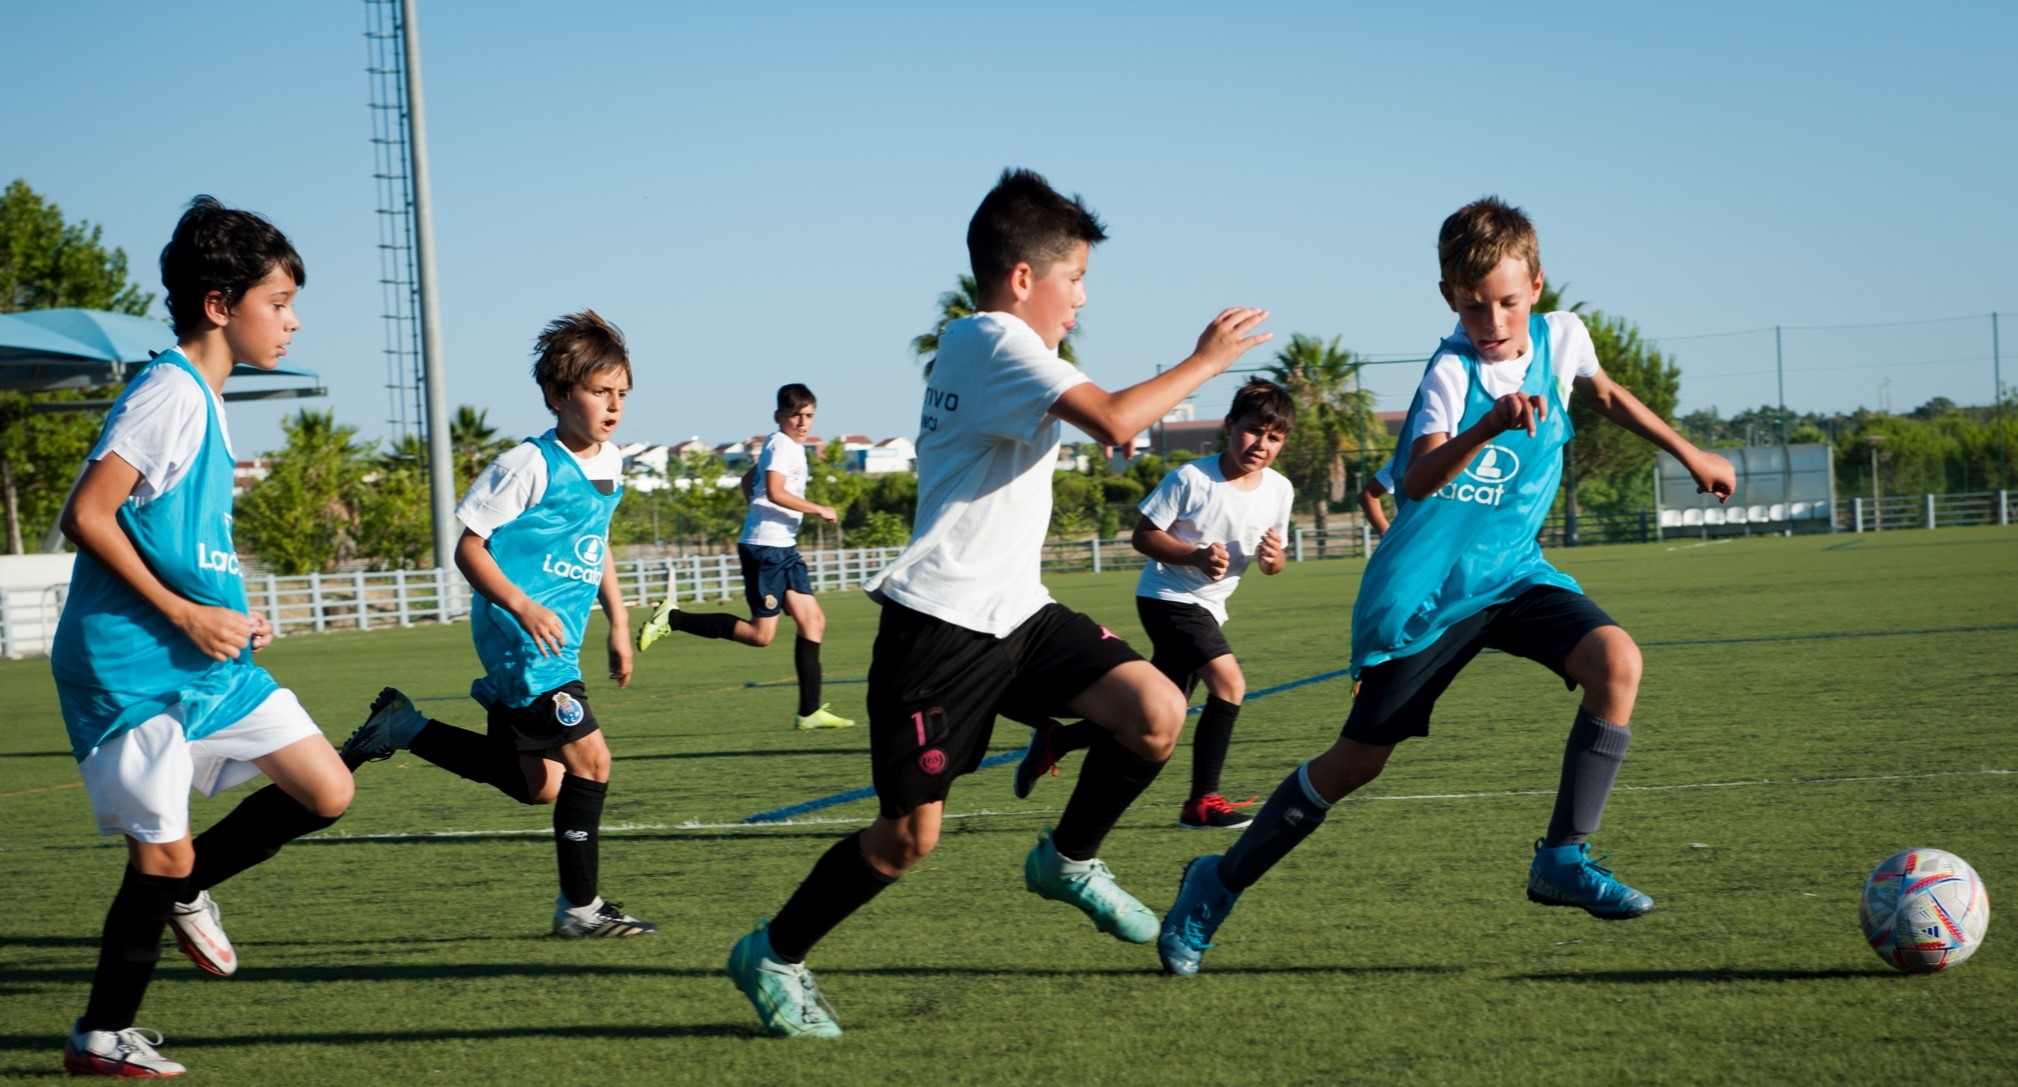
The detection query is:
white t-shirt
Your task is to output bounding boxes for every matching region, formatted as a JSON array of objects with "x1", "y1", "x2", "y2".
[
  {"x1": 88, "y1": 350, "x2": 231, "y2": 503},
  {"x1": 456, "y1": 429, "x2": 624, "y2": 539},
  {"x1": 1134, "y1": 458, "x2": 1294, "y2": 625},
  {"x1": 862, "y1": 311, "x2": 1092, "y2": 637},
  {"x1": 741, "y1": 430, "x2": 810, "y2": 547},
  {"x1": 1405, "y1": 311, "x2": 1600, "y2": 449},
  {"x1": 1373, "y1": 458, "x2": 1395, "y2": 493}
]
